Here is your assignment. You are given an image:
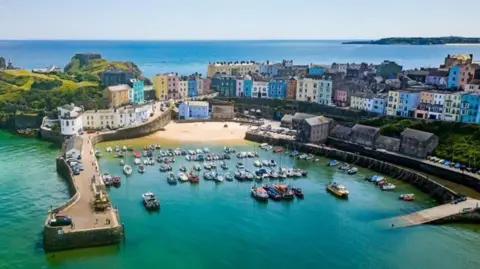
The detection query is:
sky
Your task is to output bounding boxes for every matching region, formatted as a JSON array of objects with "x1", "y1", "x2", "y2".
[{"x1": 1, "y1": 0, "x2": 480, "y2": 40}]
